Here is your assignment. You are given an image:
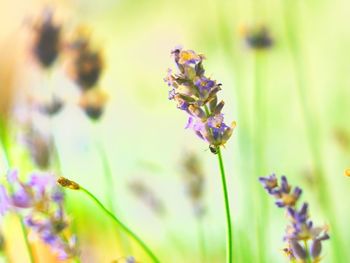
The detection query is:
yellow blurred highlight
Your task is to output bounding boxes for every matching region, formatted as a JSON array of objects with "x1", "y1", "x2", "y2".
[{"x1": 344, "y1": 169, "x2": 350, "y2": 177}]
